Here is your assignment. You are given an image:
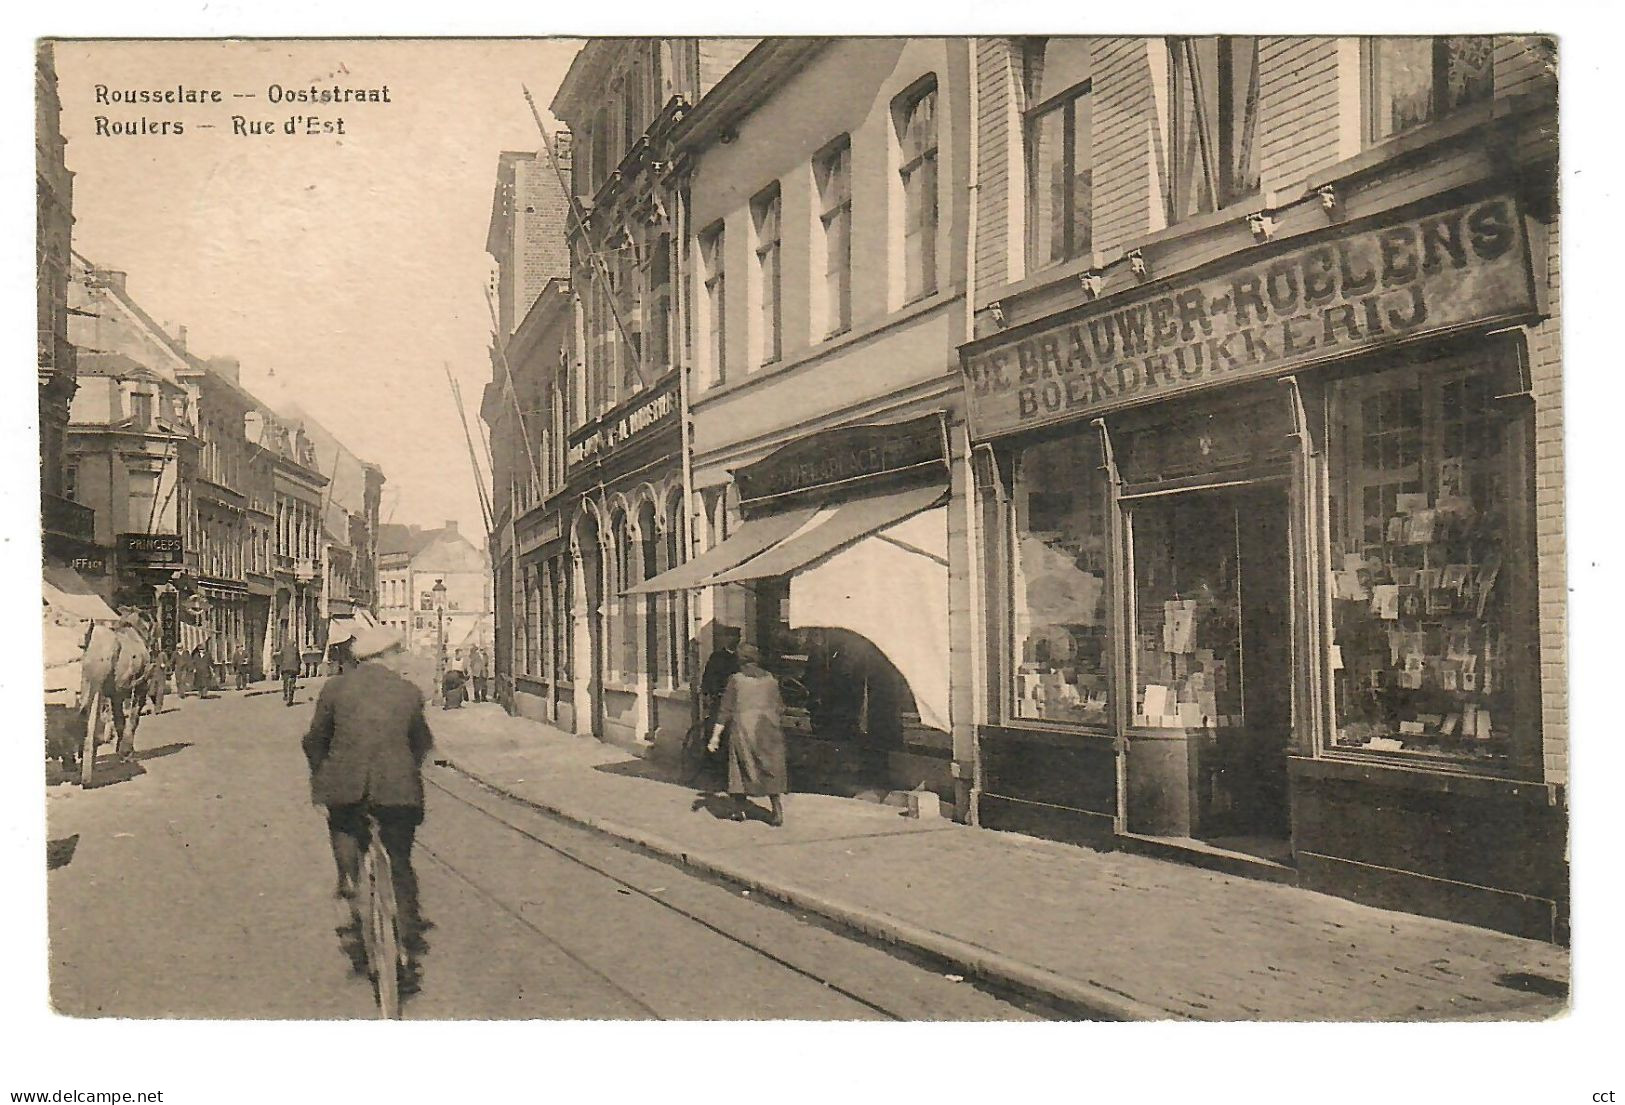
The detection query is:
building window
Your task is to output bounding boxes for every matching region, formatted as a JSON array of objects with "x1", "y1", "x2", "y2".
[
  {"x1": 665, "y1": 496, "x2": 688, "y2": 686},
  {"x1": 1326, "y1": 350, "x2": 1533, "y2": 773},
  {"x1": 63, "y1": 464, "x2": 77, "y2": 502},
  {"x1": 1023, "y1": 39, "x2": 1093, "y2": 269},
  {"x1": 895, "y1": 78, "x2": 939, "y2": 303},
  {"x1": 1365, "y1": 37, "x2": 1494, "y2": 144},
  {"x1": 700, "y1": 222, "x2": 726, "y2": 386},
  {"x1": 130, "y1": 390, "x2": 155, "y2": 429},
  {"x1": 1165, "y1": 37, "x2": 1261, "y2": 224},
  {"x1": 813, "y1": 136, "x2": 853, "y2": 337},
  {"x1": 646, "y1": 233, "x2": 671, "y2": 371},
  {"x1": 420, "y1": 591, "x2": 434, "y2": 611},
  {"x1": 127, "y1": 468, "x2": 159, "y2": 530},
  {"x1": 751, "y1": 184, "x2": 782, "y2": 366},
  {"x1": 1008, "y1": 434, "x2": 1111, "y2": 726}
]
